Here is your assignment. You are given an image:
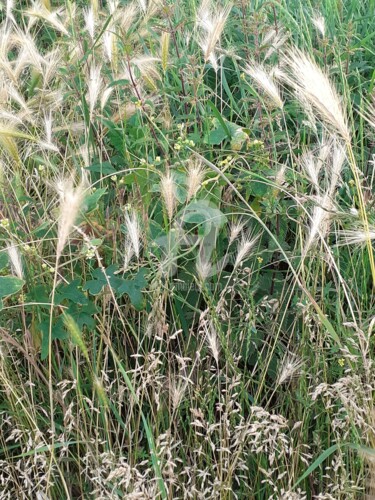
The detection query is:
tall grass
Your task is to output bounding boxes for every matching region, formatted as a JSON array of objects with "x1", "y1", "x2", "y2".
[{"x1": 0, "y1": 0, "x2": 375, "y2": 498}]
